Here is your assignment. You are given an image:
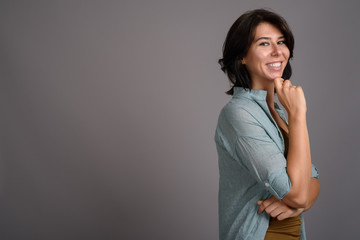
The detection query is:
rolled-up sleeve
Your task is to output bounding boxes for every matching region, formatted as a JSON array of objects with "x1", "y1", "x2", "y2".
[
  {"x1": 234, "y1": 135, "x2": 291, "y2": 200},
  {"x1": 311, "y1": 163, "x2": 319, "y2": 178}
]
